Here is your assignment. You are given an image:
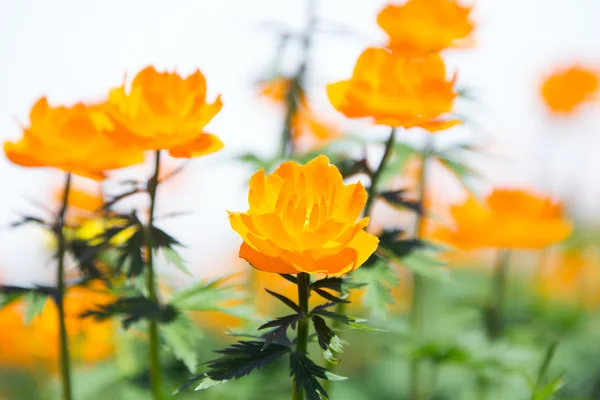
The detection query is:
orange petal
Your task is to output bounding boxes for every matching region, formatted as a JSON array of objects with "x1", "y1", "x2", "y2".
[
  {"x1": 239, "y1": 242, "x2": 297, "y2": 274},
  {"x1": 168, "y1": 133, "x2": 223, "y2": 158}
]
